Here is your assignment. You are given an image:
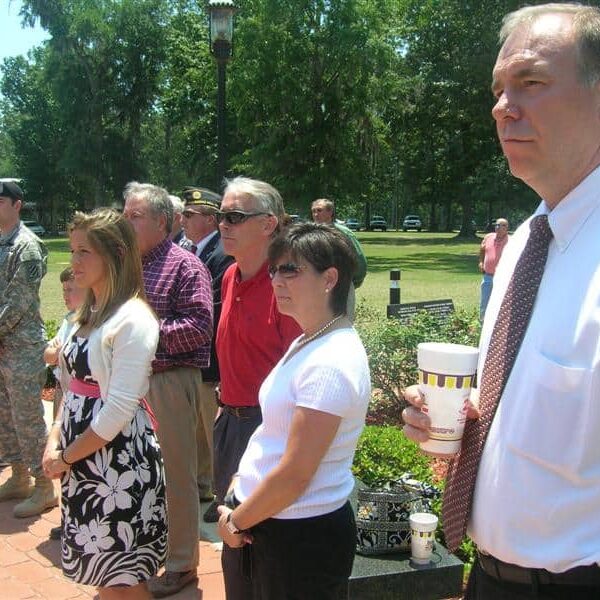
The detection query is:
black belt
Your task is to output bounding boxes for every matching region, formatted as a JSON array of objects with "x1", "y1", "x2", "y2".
[
  {"x1": 478, "y1": 552, "x2": 600, "y2": 586},
  {"x1": 223, "y1": 404, "x2": 261, "y2": 418}
]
